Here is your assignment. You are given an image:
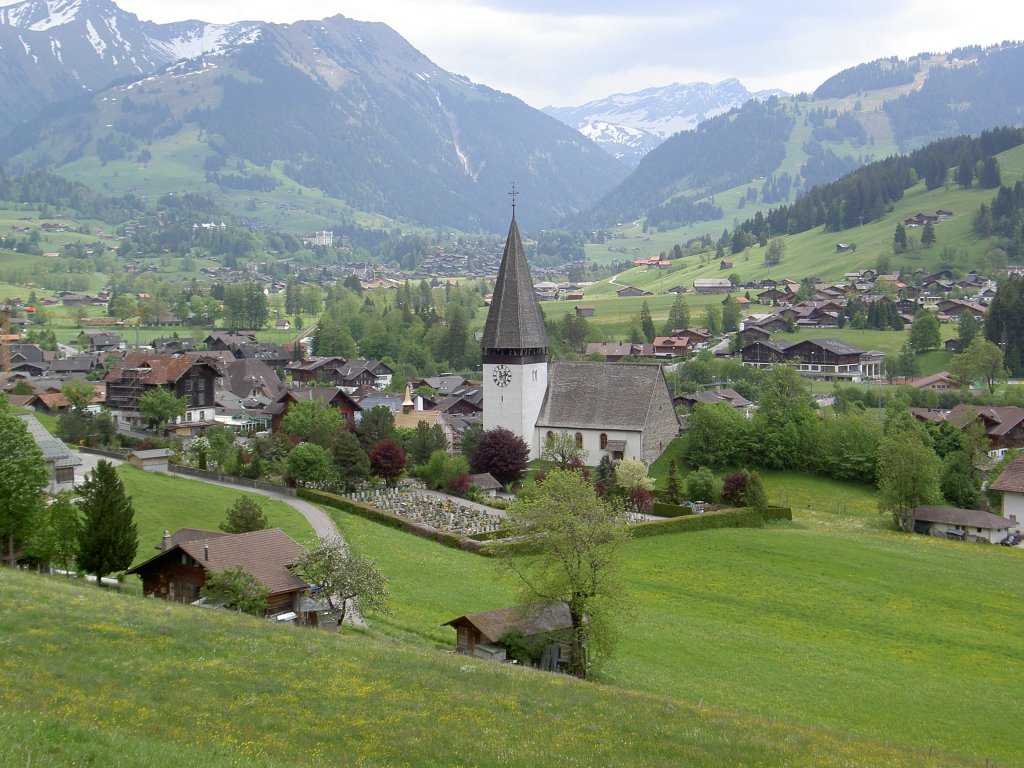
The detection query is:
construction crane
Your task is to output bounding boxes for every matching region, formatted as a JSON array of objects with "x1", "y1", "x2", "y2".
[{"x1": 1, "y1": 302, "x2": 34, "y2": 379}]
